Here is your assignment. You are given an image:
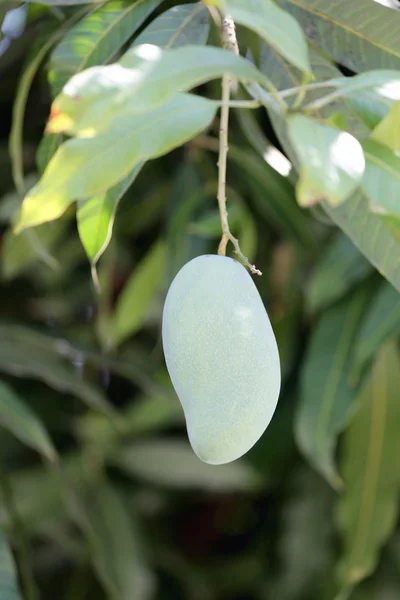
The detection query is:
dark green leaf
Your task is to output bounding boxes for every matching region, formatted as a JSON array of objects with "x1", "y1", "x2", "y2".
[
  {"x1": 306, "y1": 233, "x2": 373, "y2": 314},
  {"x1": 0, "y1": 381, "x2": 56, "y2": 461},
  {"x1": 0, "y1": 529, "x2": 21, "y2": 600},
  {"x1": 337, "y1": 342, "x2": 400, "y2": 590},
  {"x1": 296, "y1": 288, "x2": 370, "y2": 488}
]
